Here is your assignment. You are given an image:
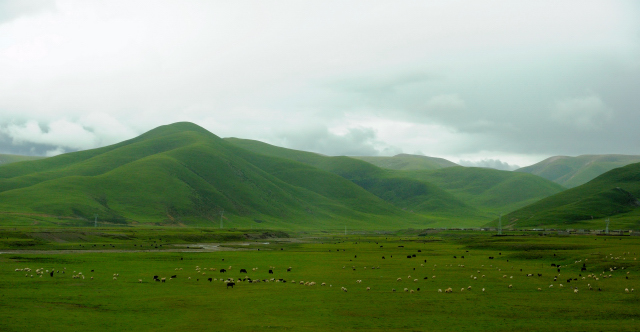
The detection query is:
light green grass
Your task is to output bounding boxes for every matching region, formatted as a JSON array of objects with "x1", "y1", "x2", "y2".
[{"x1": 1, "y1": 228, "x2": 639, "y2": 331}]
